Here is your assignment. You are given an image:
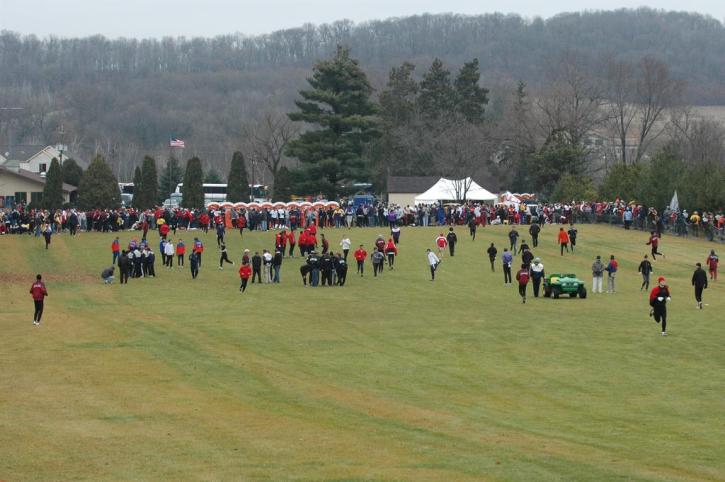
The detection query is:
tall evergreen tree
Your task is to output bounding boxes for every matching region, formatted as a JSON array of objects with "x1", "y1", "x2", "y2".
[
  {"x1": 182, "y1": 157, "x2": 204, "y2": 208},
  {"x1": 42, "y1": 158, "x2": 64, "y2": 209},
  {"x1": 61, "y1": 158, "x2": 84, "y2": 187},
  {"x1": 226, "y1": 151, "x2": 249, "y2": 202},
  {"x1": 138, "y1": 156, "x2": 158, "y2": 208},
  {"x1": 78, "y1": 155, "x2": 121, "y2": 210},
  {"x1": 132, "y1": 166, "x2": 143, "y2": 208},
  {"x1": 417, "y1": 58, "x2": 455, "y2": 120},
  {"x1": 287, "y1": 46, "x2": 379, "y2": 196},
  {"x1": 454, "y1": 59, "x2": 489, "y2": 124},
  {"x1": 158, "y1": 157, "x2": 183, "y2": 203},
  {"x1": 379, "y1": 62, "x2": 418, "y2": 124},
  {"x1": 273, "y1": 166, "x2": 294, "y2": 200}
]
